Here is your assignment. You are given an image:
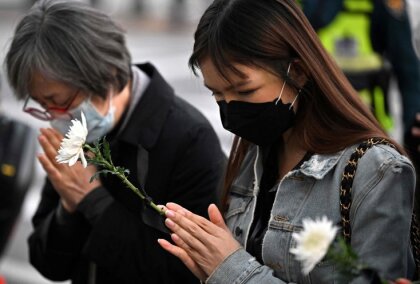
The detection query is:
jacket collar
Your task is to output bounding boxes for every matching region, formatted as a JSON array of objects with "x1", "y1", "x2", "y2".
[
  {"x1": 297, "y1": 150, "x2": 345, "y2": 179},
  {"x1": 232, "y1": 145, "x2": 345, "y2": 193},
  {"x1": 118, "y1": 63, "x2": 175, "y2": 149}
]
